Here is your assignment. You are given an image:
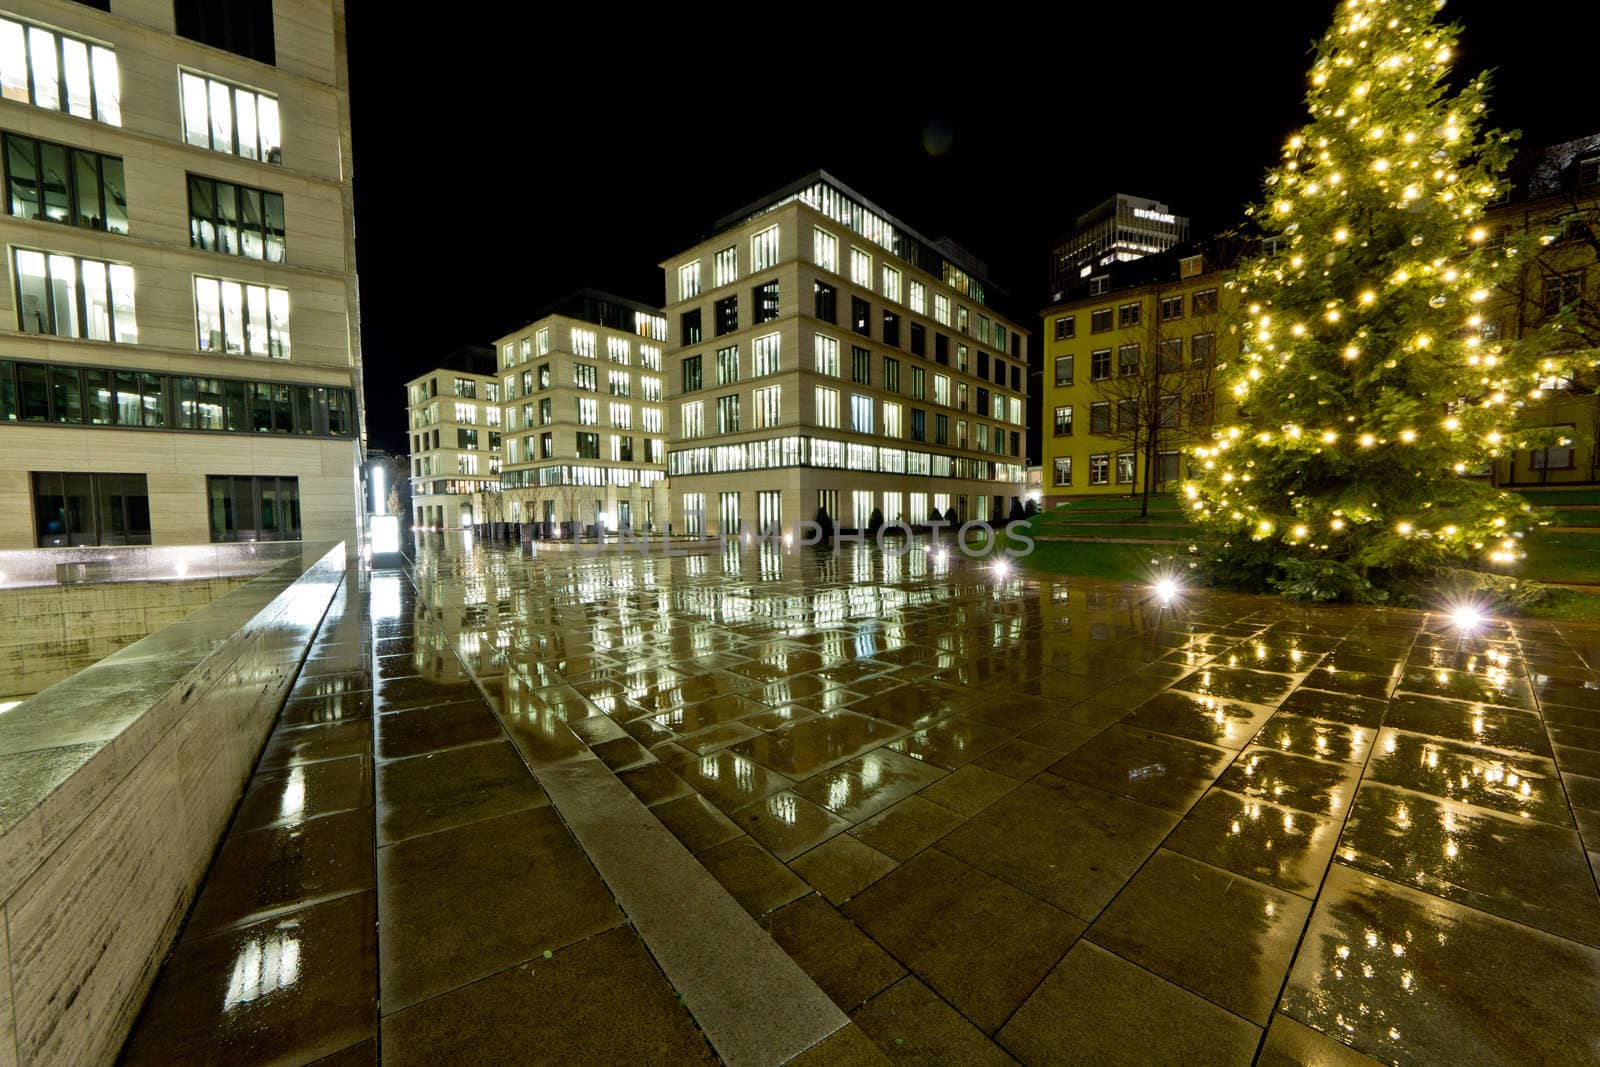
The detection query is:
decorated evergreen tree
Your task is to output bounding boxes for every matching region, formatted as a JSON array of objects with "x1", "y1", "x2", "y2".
[{"x1": 1188, "y1": 0, "x2": 1547, "y2": 602}]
